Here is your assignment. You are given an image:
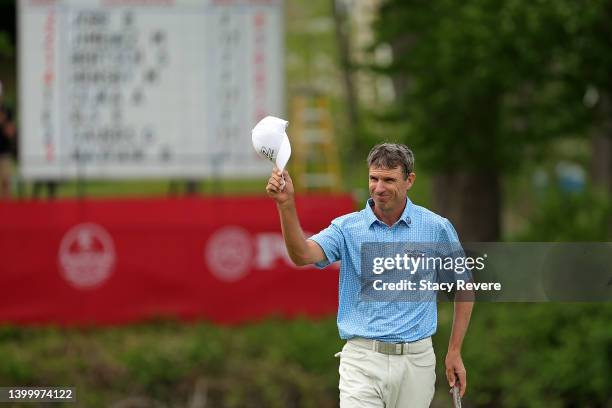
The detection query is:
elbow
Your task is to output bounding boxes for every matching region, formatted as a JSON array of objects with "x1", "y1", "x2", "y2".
[{"x1": 289, "y1": 253, "x2": 311, "y2": 267}]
